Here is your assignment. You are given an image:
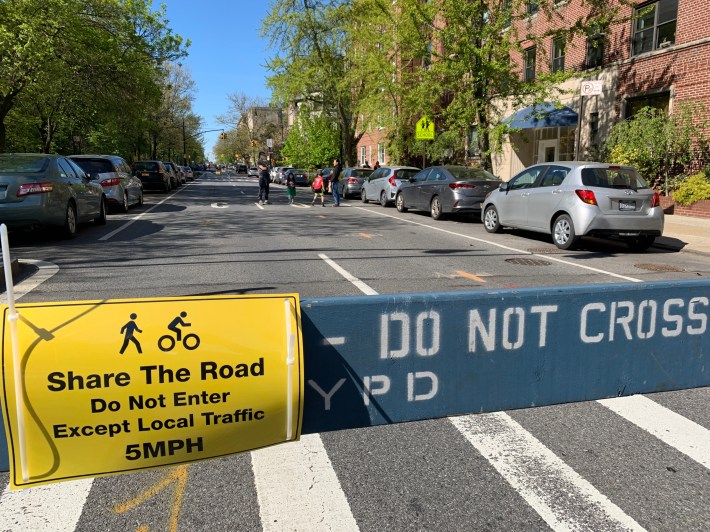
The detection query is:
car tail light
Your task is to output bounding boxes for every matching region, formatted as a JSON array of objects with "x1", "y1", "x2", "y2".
[
  {"x1": 389, "y1": 175, "x2": 396, "y2": 186},
  {"x1": 449, "y1": 183, "x2": 476, "y2": 189},
  {"x1": 575, "y1": 189, "x2": 597, "y2": 205},
  {"x1": 651, "y1": 192, "x2": 660, "y2": 207},
  {"x1": 347, "y1": 177, "x2": 358, "y2": 184},
  {"x1": 17, "y1": 182, "x2": 53, "y2": 196},
  {"x1": 100, "y1": 178, "x2": 121, "y2": 187}
]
